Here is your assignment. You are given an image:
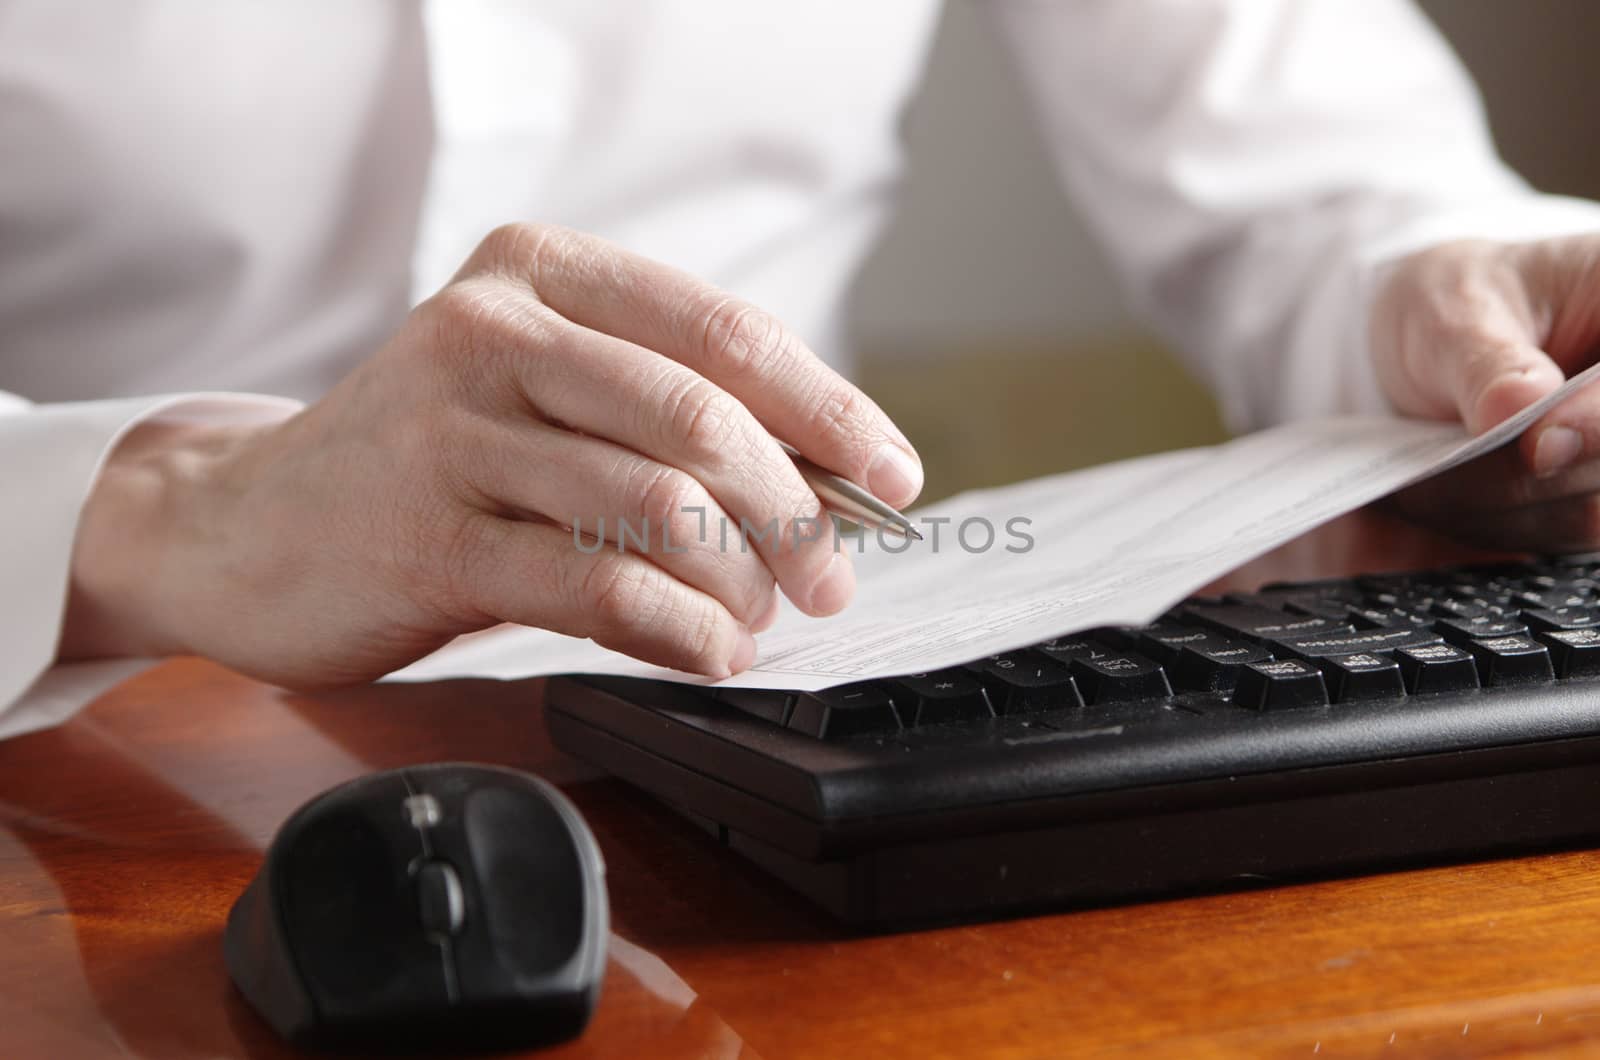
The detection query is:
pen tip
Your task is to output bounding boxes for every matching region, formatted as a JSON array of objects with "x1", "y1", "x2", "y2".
[{"x1": 906, "y1": 525, "x2": 924, "y2": 541}]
